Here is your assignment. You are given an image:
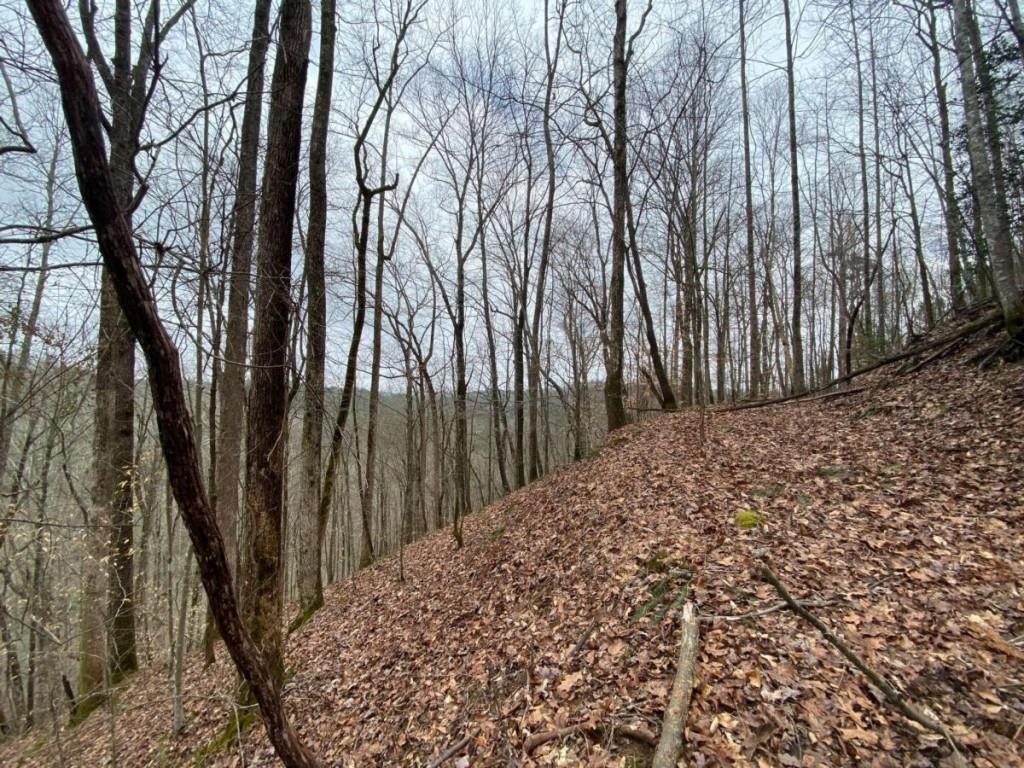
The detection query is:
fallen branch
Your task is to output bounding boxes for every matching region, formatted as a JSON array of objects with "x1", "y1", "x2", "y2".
[
  {"x1": 725, "y1": 309, "x2": 1001, "y2": 413},
  {"x1": 523, "y1": 725, "x2": 577, "y2": 754},
  {"x1": 523, "y1": 721, "x2": 658, "y2": 755},
  {"x1": 613, "y1": 724, "x2": 658, "y2": 746},
  {"x1": 759, "y1": 565, "x2": 962, "y2": 753},
  {"x1": 427, "y1": 736, "x2": 471, "y2": 768},
  {"x1": 701, "y1": 598, "x2": 835, "y2": 623},
  {"x1": 652, "y1": 602, "x2": 700, "y2": 768},
  {"x1": 899, "y1": 337, "x2": 964, "y2": 376}
]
